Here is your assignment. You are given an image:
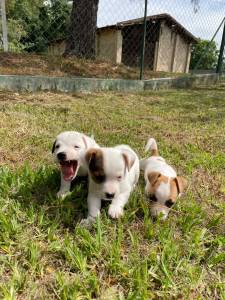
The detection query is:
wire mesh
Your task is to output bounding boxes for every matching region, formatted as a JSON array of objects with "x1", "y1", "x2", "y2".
[{"x1": 0, "y1": 0, "x2": 225, "y2": 79}]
